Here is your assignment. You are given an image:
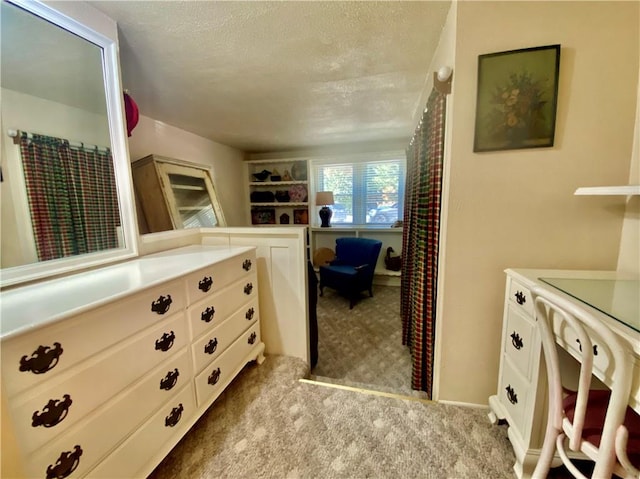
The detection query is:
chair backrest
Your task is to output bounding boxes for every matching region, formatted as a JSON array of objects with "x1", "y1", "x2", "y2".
[
  {"x1": 531, "y1": 285, "x2": 635, "y2": 477},
  {"x1": 335, "y1": 237, "x2": 382, "y2": 273}
]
